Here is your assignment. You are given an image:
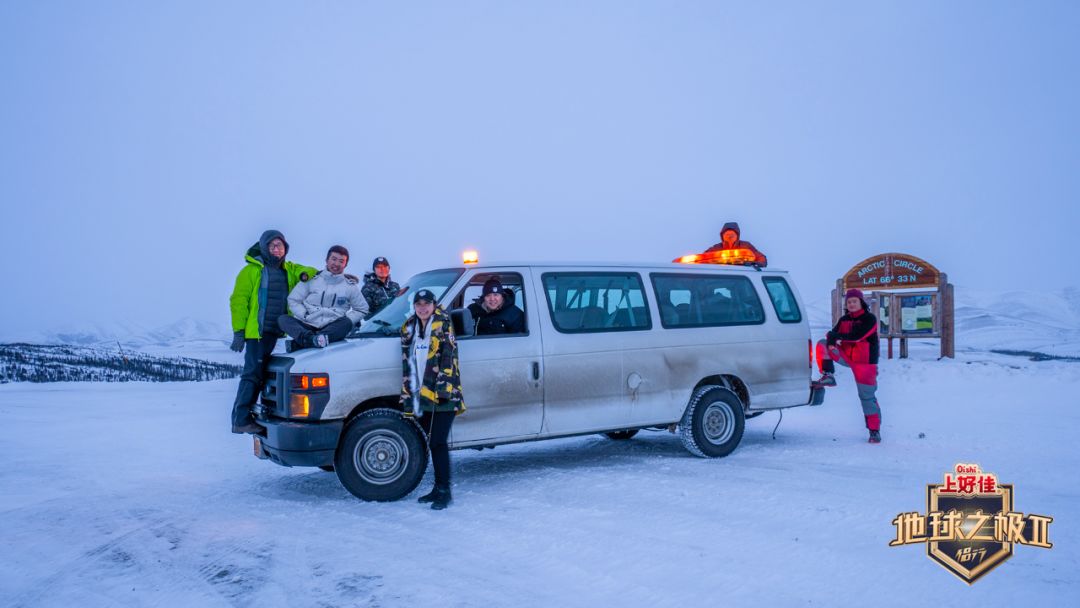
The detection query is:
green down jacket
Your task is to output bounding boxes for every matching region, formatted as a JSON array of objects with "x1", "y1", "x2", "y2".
[{"x1": 230, "y1": 243, "x2": 318, "y2": 339}]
